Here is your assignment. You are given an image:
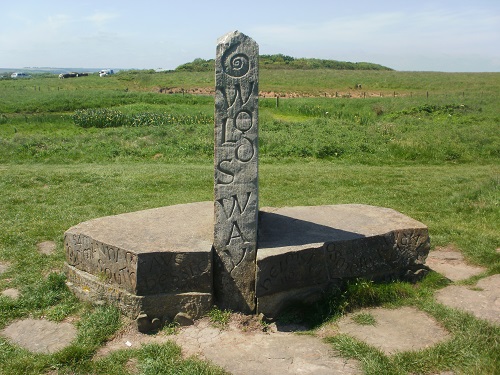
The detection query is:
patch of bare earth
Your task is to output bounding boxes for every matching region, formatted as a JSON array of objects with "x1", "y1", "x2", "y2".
[
  {"x1": 155, "y1": 87, "x2": 399, "y2": 99},
  {"x1": 1, "y1": 288, "x2": 20, "y2": 299},
  {"x1": 0, "y1": 262, "x2": 10, "y2": 275},
  {"x1": 37, "y1": 240, "x2": 57, "y2": 256}
]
